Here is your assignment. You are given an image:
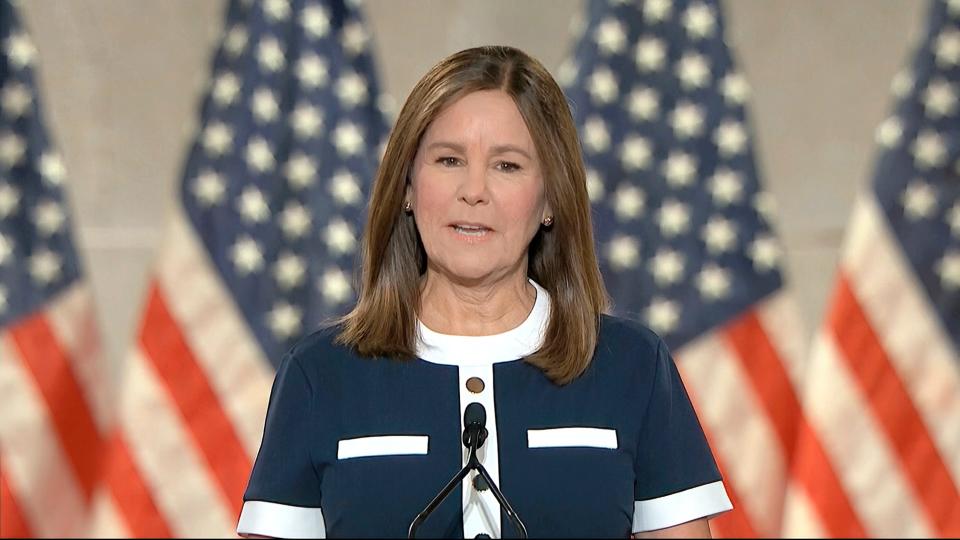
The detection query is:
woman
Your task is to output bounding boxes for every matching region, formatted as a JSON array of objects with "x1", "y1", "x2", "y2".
[{"x1": 237, "y1": 45, "x2": 731, "y2": 539}]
